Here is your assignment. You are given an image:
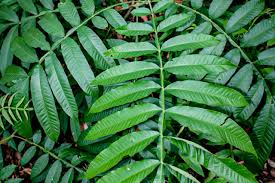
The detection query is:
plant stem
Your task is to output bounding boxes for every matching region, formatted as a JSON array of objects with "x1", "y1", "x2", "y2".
[
  {"x1": 13, "y1": 135, "x2": 84, "y2": 173},
  {"x1": 148, "y1": 0, "x2": 165, "y2": 180},
  {"x1": 175, "y1": 3, "x2": 275, "y2": 104}
]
